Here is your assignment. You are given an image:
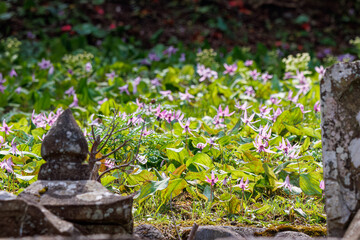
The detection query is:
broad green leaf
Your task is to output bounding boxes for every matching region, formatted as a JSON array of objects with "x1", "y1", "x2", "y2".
[
  {"x1": 166, "y1": 147, "x2": 189, "y2": 164},
  {"x1": 263, "y1": 163, "x2": 277, "y2": 188},
  {"x1": 300, "y1": 173, "x2": 322, "y2": 195},
  {"x1": 101, "y1": 175, "x2": 117, "y2": 186},
  {"x1": 186, "y1": 152, "x2": 213, "y2": 169},
  {"x1": 134, "y1": 178, "x2": 169, "y2": 201},
  {"x1": 161, "y1": 178, "x2": 188, "y2": 203}
]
